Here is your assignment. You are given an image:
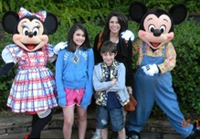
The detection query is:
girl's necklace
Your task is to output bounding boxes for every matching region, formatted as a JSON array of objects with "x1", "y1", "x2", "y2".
[{"x1": 71, "y1": 49, "x2": 80, "y2": 64}]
